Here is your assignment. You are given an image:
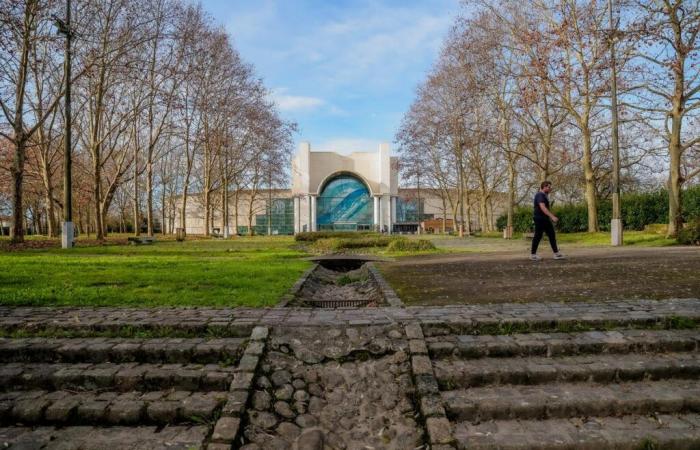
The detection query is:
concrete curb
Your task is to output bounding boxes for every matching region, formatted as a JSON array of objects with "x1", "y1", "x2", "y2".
[
  {"x1": 276, "y1": 264, "x2": 318, "y2": 308},
  {"x1": 404, "y1": 323, "x2": 456, "y2": 449},
  {"x1": 367, "y1": 262, "x2": 404, "y2": 307},
  {"x1": 209, "y1": 325, "x2": 268, "y2": 448}
]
